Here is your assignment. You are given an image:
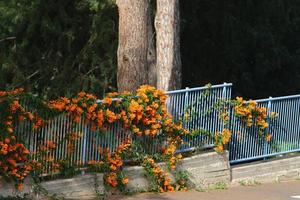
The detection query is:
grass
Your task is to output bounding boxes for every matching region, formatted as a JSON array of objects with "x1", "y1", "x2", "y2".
[
  {"x1": 211, "y1": 181, "x2": 228, "y2": 190},
  {"x1": 239, "y1": 179, "x2": 261, "y2": 186}
]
